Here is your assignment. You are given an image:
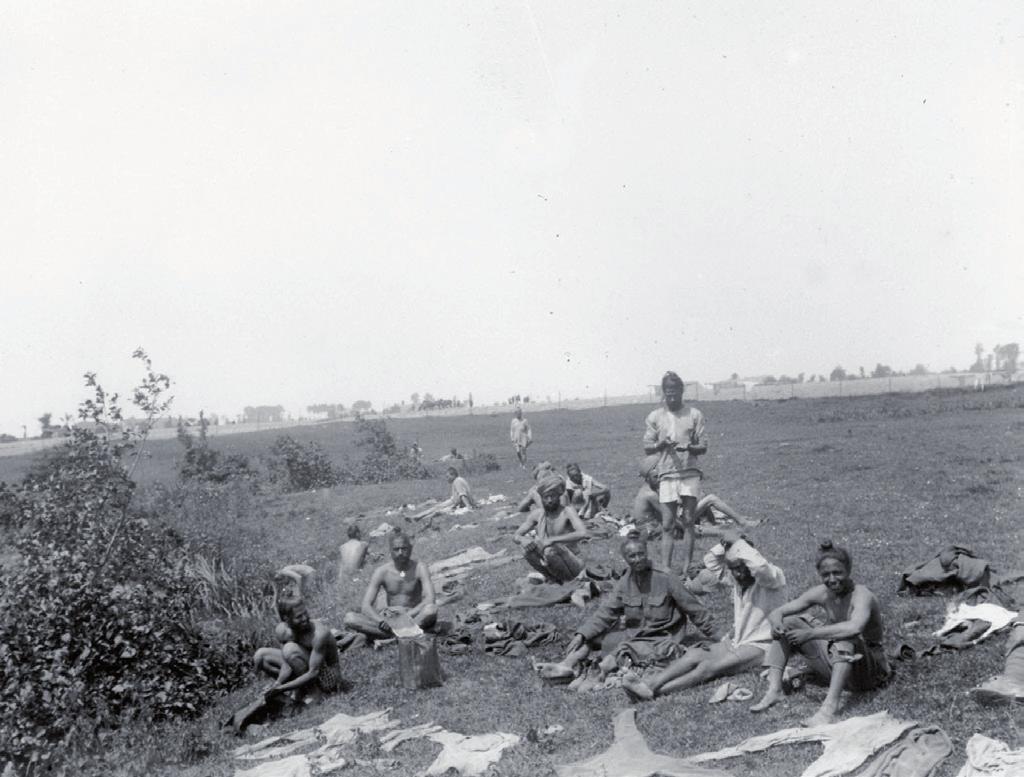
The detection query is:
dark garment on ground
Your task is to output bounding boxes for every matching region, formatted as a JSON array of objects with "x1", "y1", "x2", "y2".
[
  {"x1": 483, "y1": 621, "x2": 557, "y2": 657},
  {"x1": 854, "y1": 725, "x2": 952, "y2": 777},
  {"x1": 900, "y1": 546, "x2": 993, "y2": 594}
]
